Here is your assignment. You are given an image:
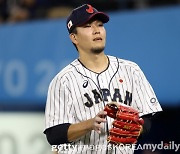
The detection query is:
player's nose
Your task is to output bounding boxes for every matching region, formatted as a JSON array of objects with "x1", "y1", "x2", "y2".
[{"x1": 92, "y1": 25, "x2": 100, "y2": 34}]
